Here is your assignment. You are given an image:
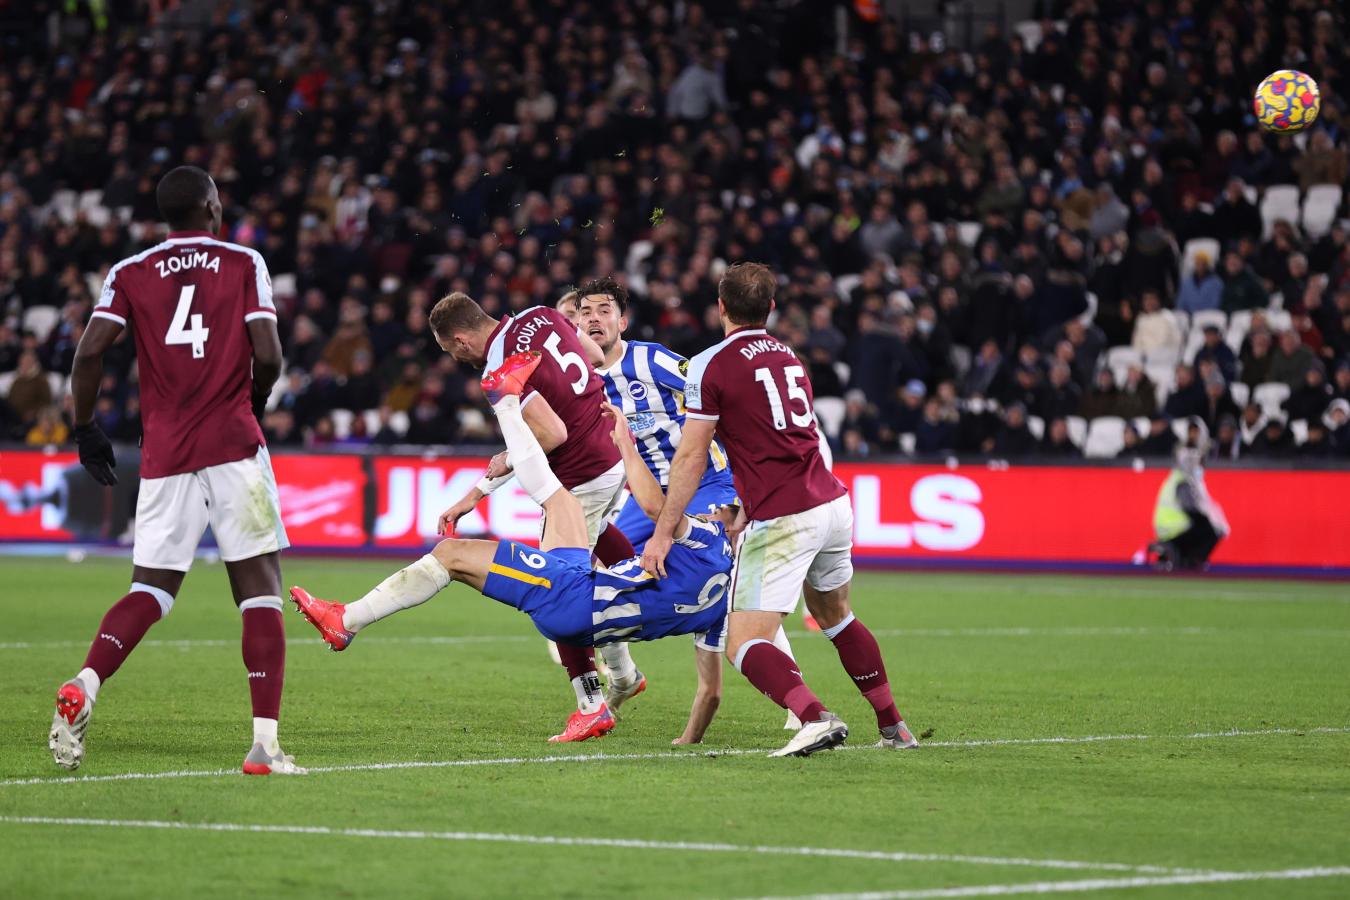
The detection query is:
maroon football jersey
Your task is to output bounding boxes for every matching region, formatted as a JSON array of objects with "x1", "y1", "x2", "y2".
[
  {"x1": 685, "y1": 327, "x2": 846, "y2": 521},
  {"x1": 91, "y1": 232, "x2": 275, "y2": 478},
  {"x1": 484, "y1": 306, "x2": 620, "y2": 488}
]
